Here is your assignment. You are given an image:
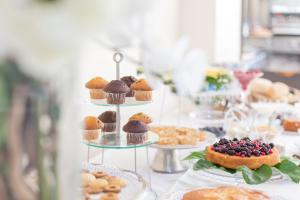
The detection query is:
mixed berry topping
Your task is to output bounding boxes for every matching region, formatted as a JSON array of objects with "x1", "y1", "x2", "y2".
[{"x1": 211, "y1": 137, "x2": 274, "y2": 157}]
